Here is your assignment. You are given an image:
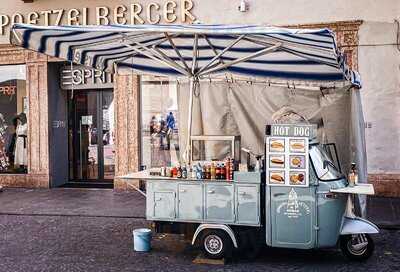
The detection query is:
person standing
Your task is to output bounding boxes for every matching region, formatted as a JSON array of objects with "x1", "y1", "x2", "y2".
[
  {"x1": 14, "y1": 113, "x2": 27, "y2": 172},
  {"x1": 166, "y1": 112, "x2": 175, "y2": 150}
]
